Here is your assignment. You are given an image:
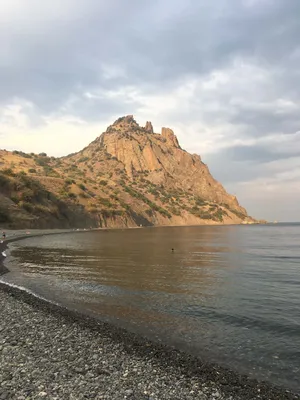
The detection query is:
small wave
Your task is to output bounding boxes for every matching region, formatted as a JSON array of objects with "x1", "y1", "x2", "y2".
[{"x1": 0, "y1": 279, "x2": 61, "y2": 308}]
